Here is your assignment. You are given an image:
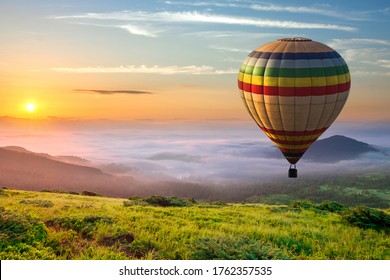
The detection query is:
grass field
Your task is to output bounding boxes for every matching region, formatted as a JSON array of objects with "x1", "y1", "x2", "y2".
[{"x1": 1, "y1": 188, "x2": 389, "y2": 260}]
